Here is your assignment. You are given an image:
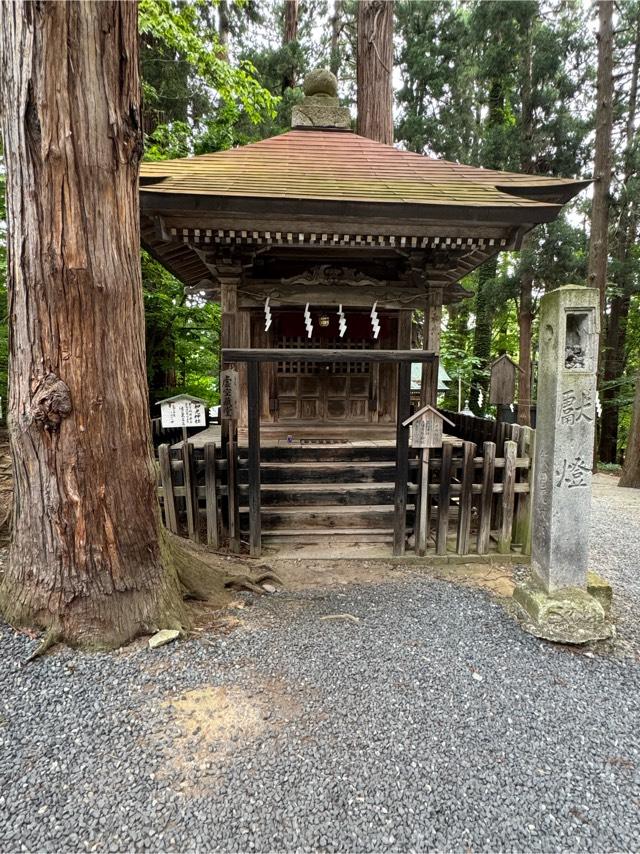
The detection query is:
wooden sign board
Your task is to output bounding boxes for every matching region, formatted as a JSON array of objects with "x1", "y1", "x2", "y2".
[
  {"x1": 410, "y1": 411, "x2": 444, "y2": 448},
  {"x1": 490, "y1": 355, "x2": 519, "y2": 405},
  {"x1": 220, "y1": 369, "x2": 240, "y2": 420},
  {"x1": 160, "y1": 397, "x2": 206, "y2": 429}
]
